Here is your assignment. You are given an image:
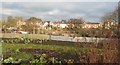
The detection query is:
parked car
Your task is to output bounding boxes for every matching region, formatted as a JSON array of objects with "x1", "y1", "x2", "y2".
[{"x1": 18, "y1": 31, "x2": 28, "y2": 34}]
